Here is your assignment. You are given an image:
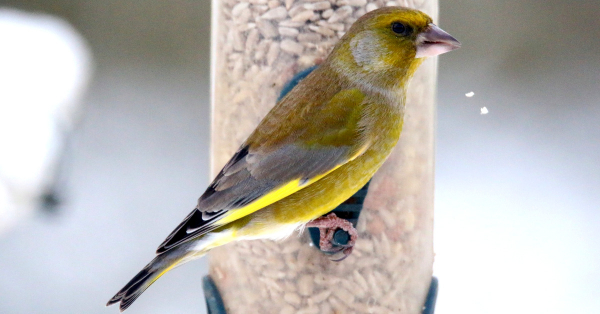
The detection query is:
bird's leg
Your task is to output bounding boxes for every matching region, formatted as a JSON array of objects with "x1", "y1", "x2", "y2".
[{"x1": 306, "y1": 213, "x2": 358, "y2": 261}]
